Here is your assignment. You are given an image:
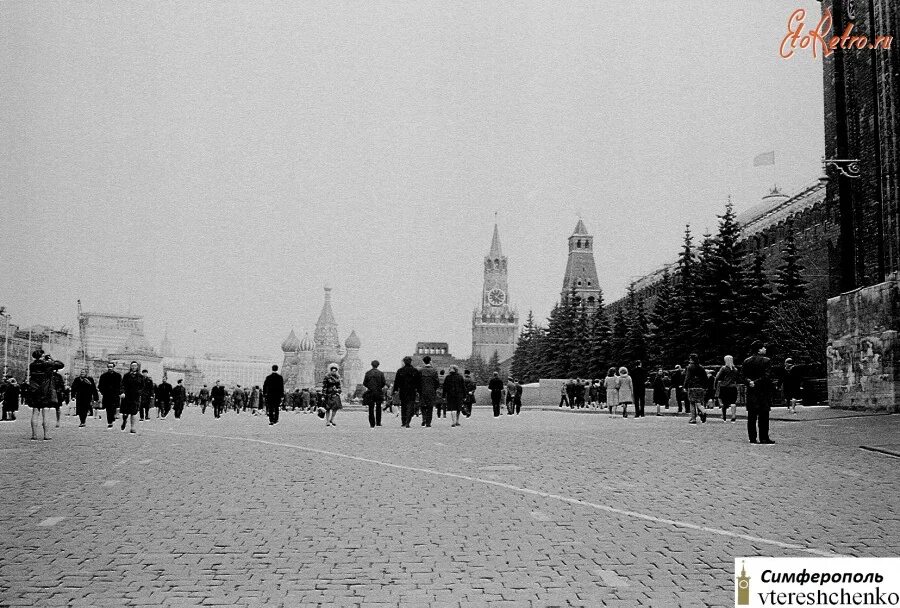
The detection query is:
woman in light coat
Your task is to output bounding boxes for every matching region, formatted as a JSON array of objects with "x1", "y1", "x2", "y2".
[
  {"x1": 714, "y1": 355, "x2": 741, "y2": 423},
  {"x1": 615, "y1": 367, "x2": 634, "y2": 418},
  {"x1": 603, "y1": 367, "x2": 618, "y2": 415}
]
